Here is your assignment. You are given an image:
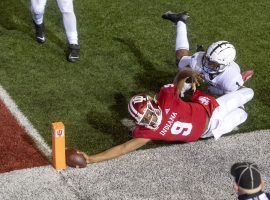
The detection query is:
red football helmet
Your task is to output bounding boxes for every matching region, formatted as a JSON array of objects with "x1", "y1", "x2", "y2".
[{"x1": 128, "y1": 94, "x2": 162, "y2": 130}]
